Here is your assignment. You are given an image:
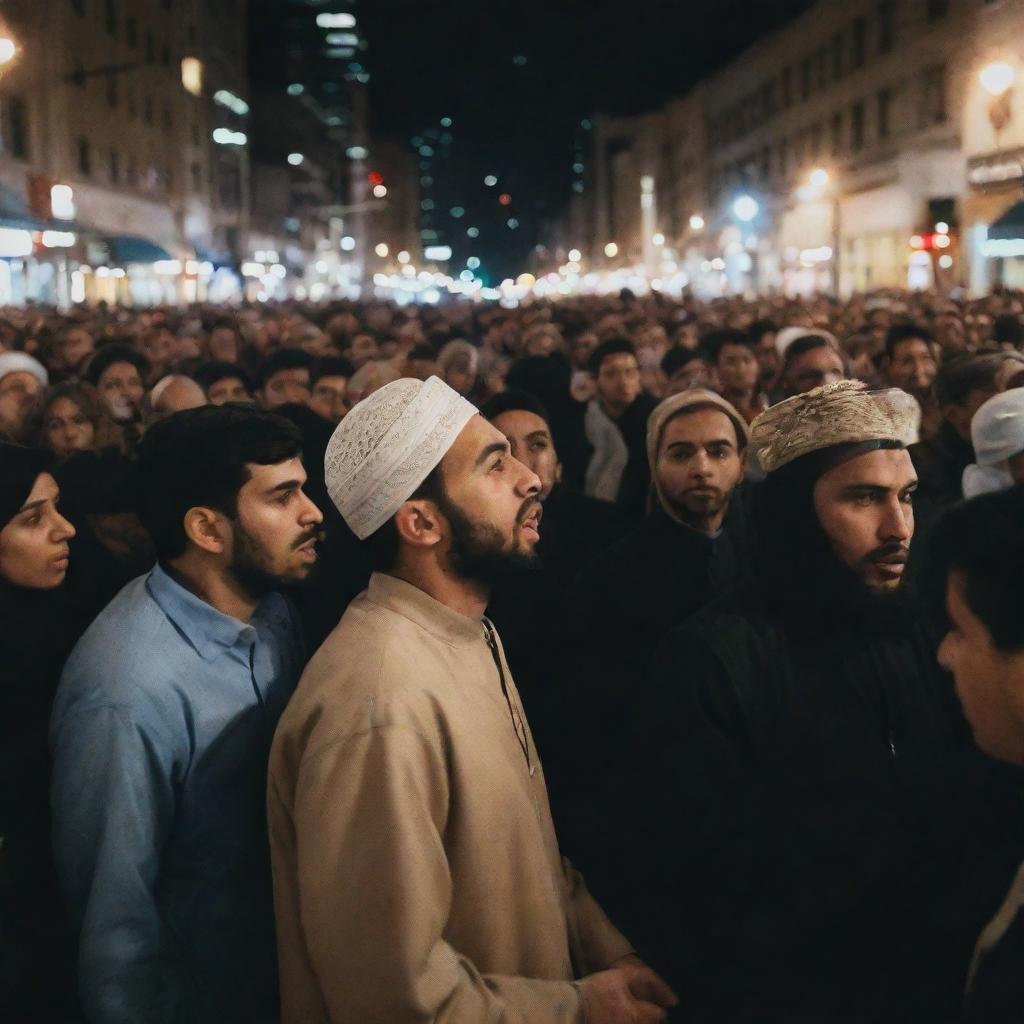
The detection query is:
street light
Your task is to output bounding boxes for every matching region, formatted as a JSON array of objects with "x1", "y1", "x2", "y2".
[
  {"x1": 732, "y1": 195, "x2": 759, "y2": 223},
  {"x1": 980, "y1": 62, "x2": 1016, "y2": 142},
  {"x1": 604, "y1": 242, "x2": 619, "y2": 258},
  {"x1": 0, "y1": 36, "x2": 16, "y2": 65},
  {"x1": 689, "y1": 214, "x2": 705, "y2": 232},
  {"x1": 809, "y1": 167, "x2": 830, "y2": 189}
]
